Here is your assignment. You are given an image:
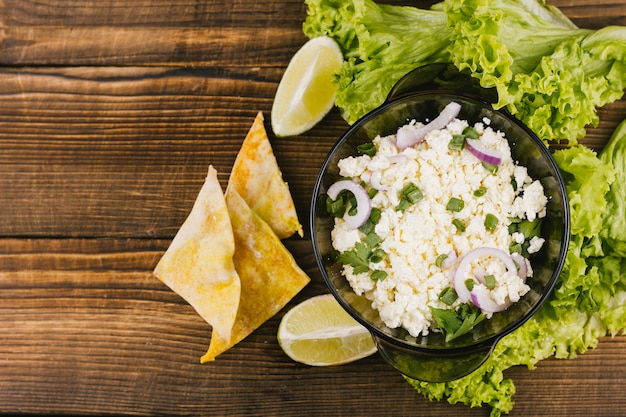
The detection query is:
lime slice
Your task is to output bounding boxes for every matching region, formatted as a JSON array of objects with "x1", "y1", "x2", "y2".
[
  {"x1": 271, "y1": 36, "x2": 343, "y2": 137},
  {"x1": 277, "y1": 294, "x2": 377, "y2": 366}
]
